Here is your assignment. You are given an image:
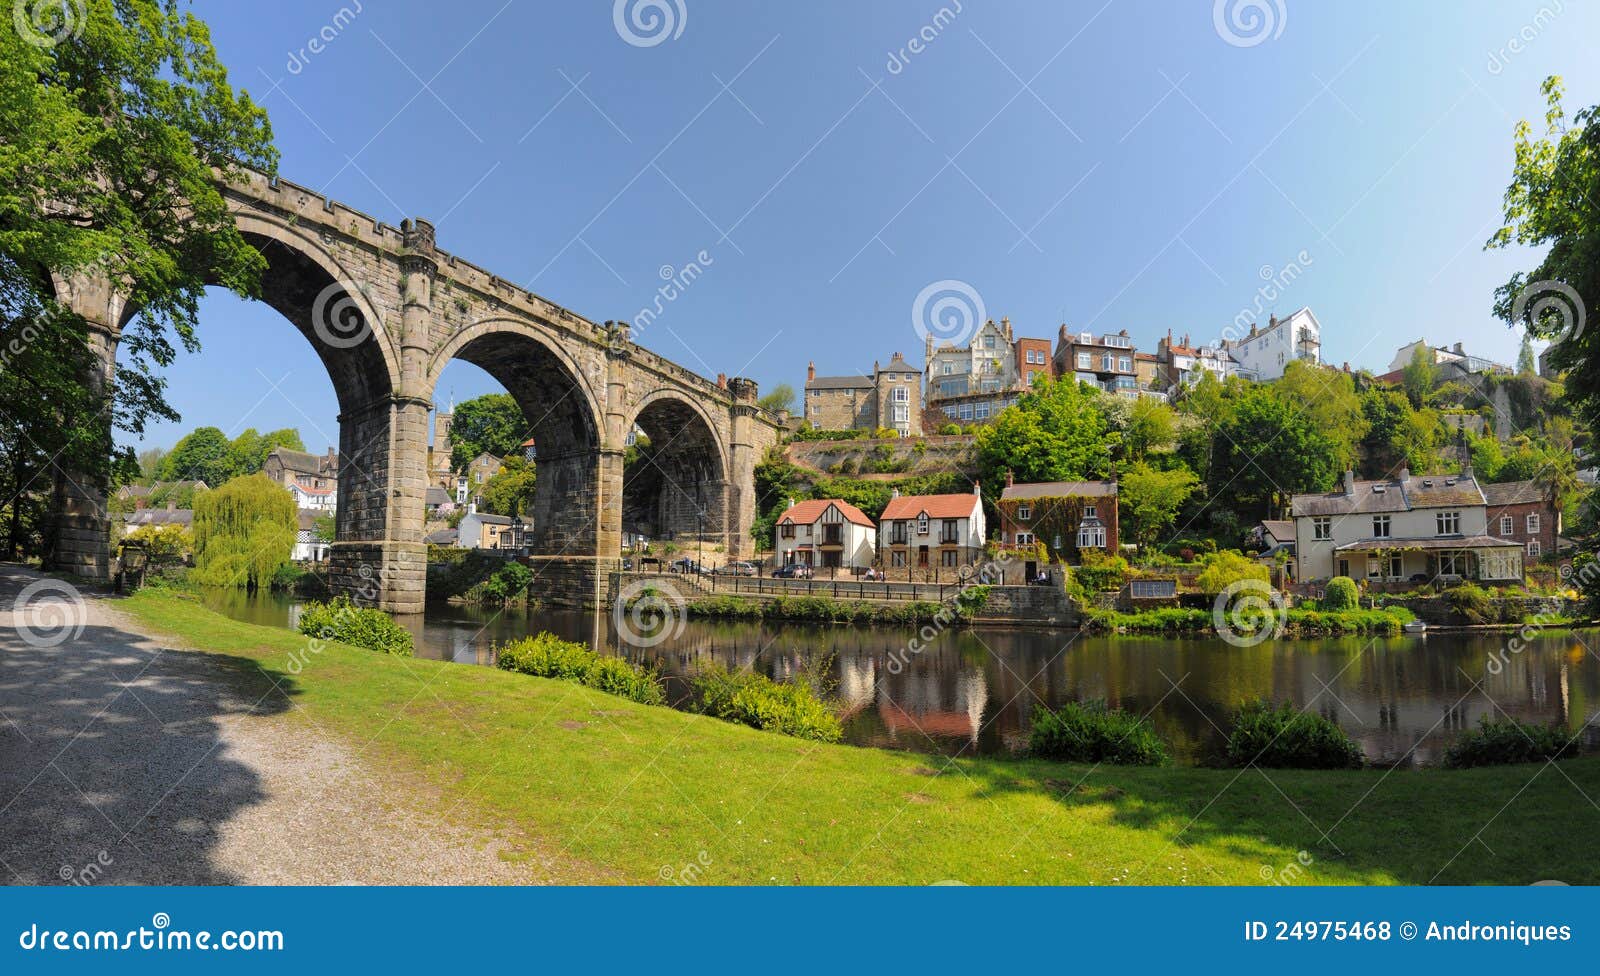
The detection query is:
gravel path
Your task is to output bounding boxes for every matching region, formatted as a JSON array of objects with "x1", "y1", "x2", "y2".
[{"x1": 0, "y1": 564, "x2": 566, "y2": 885}]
